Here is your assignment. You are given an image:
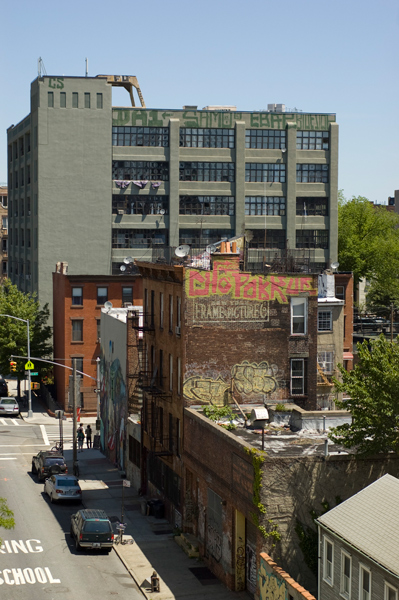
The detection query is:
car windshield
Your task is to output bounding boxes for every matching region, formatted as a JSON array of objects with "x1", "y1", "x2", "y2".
[
  {"x1": 45, "y1": 458, "x2": 65, "y2": 465},
  {"x1": 0, "y1": 399, "x2": 16, "y2": 405},
  {"x1": 83, "y1": 520, "x2": 111, "y2": 533},
  {"x1": 56, "y1": 479, "x2": 78, "y2": 487}
]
